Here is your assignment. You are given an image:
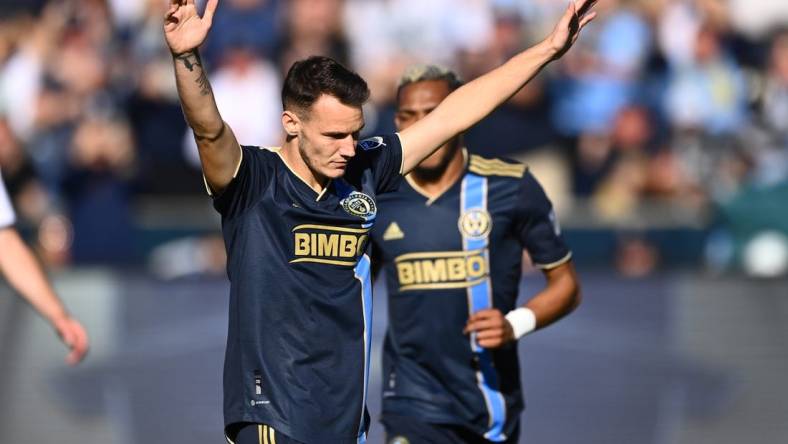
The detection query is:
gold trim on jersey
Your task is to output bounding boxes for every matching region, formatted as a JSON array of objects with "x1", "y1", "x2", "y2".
[
  {"x1": 203, "y1": 143, "x2": 247, "y2": 197},
  {"x1": 534, "y1": 251, "x2": 573, "y2": 270},
  {"x1": 395, "y1": 132, "x2": 405, "y2": 175},
  {"x1": 290, "y1": 257, "x2": 359, "y2": 266},
  {"x1": 395, "y1": 248, "x2": 484, "y2": 262},
  {"x1": 468, "y1": 154, "x2": 526, "y2": 178},
  {"x1": 275, "y1": 150, "x2": 332, "y2": 201},
  {"x1": 399, "y1": 277, "x2": 488, "y2": 292},
  {"x1": 292, "y1": 224, "x2": 370, "y2": 234}
]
